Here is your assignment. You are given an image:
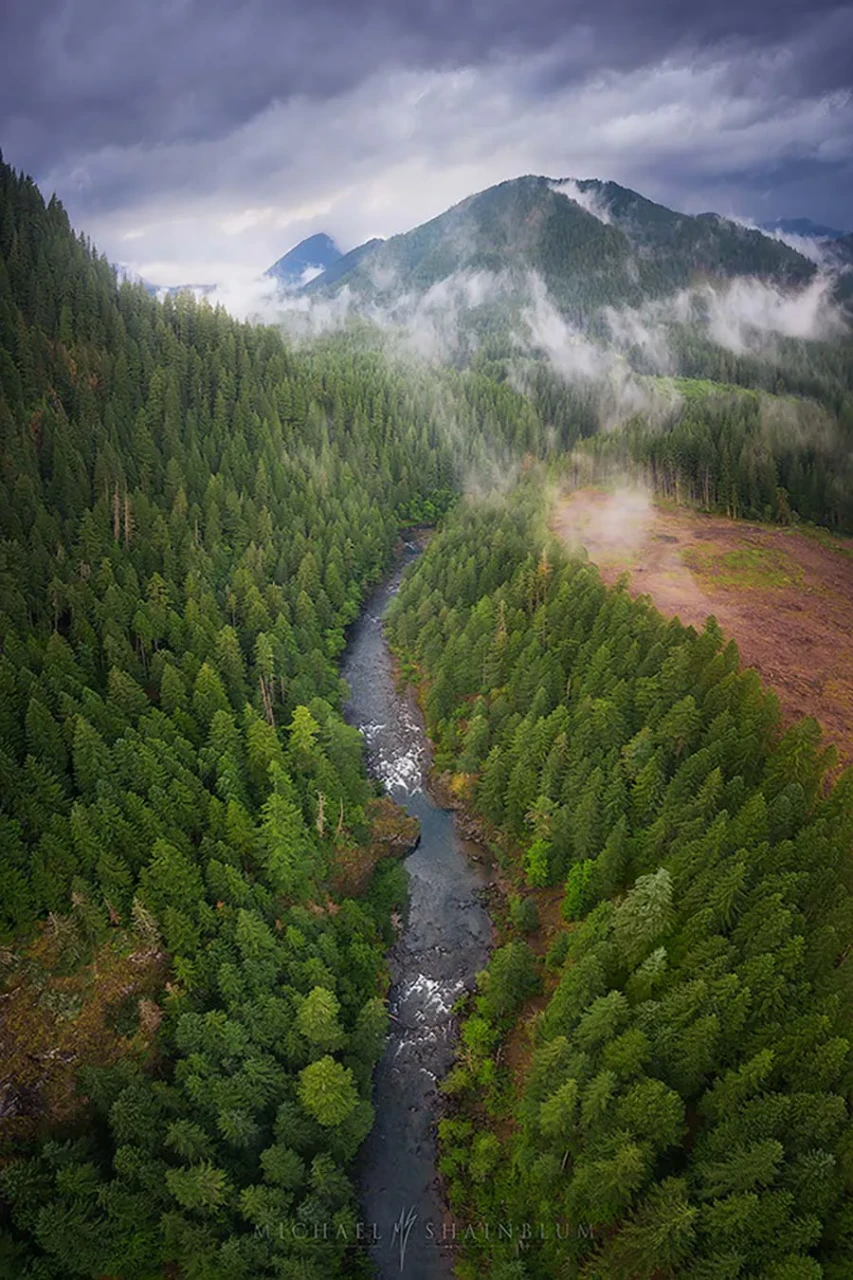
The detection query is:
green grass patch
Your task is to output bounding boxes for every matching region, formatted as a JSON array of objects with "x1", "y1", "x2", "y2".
[
  {"x1": 642, "y1": 374, "x2": 759, "y2": 402},
  {"x1": 681, "y1": 542, "x2": 804, "y2": 590}
]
